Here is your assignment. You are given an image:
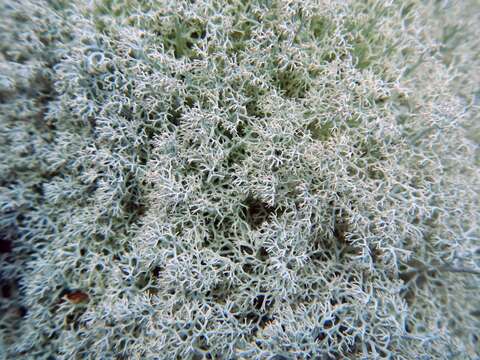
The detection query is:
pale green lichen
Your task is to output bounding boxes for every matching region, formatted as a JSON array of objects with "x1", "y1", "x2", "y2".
[{"x1": 0, "y1": 0, "x2": 479, "y2": 359}]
